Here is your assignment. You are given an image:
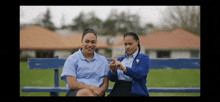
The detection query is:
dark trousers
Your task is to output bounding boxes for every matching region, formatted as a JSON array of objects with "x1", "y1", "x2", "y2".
[
  {"x1": 66, "y1": 89, "x2": 105, "y2": 97},
  {"x1": 107, "y1": 80, "x2": 147, "y2": 97}
]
